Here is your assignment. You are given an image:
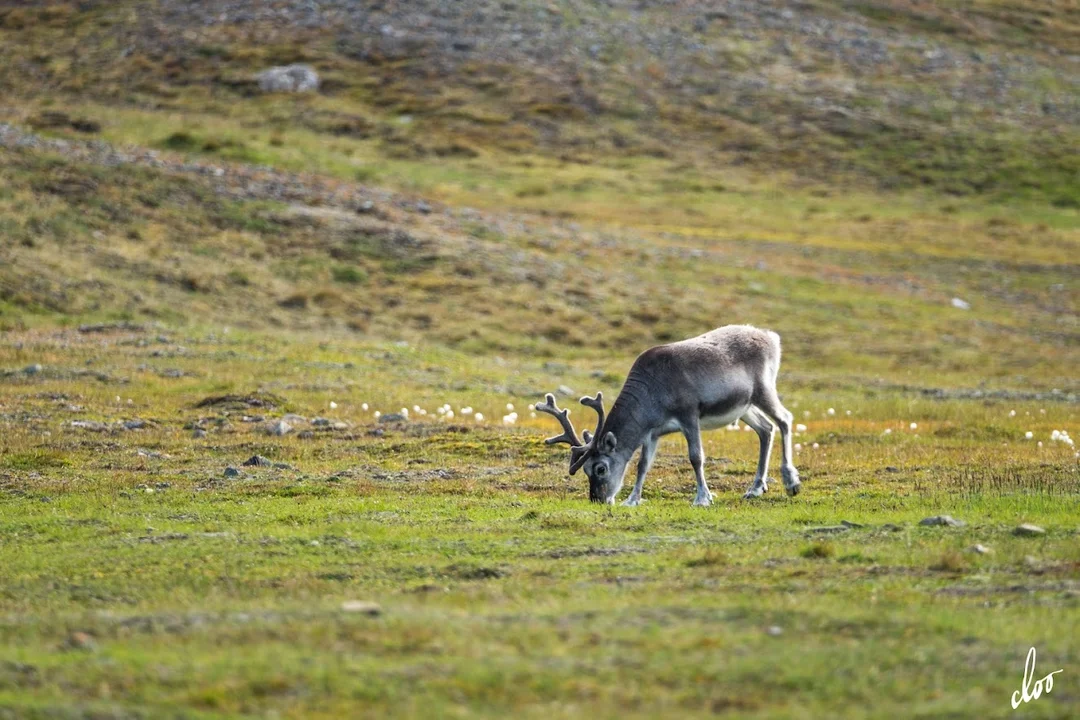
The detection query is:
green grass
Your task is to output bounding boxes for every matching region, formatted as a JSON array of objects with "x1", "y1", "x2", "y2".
[{"x1": 0, "y1": 326, "x2": 1078, "y2": 718}]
